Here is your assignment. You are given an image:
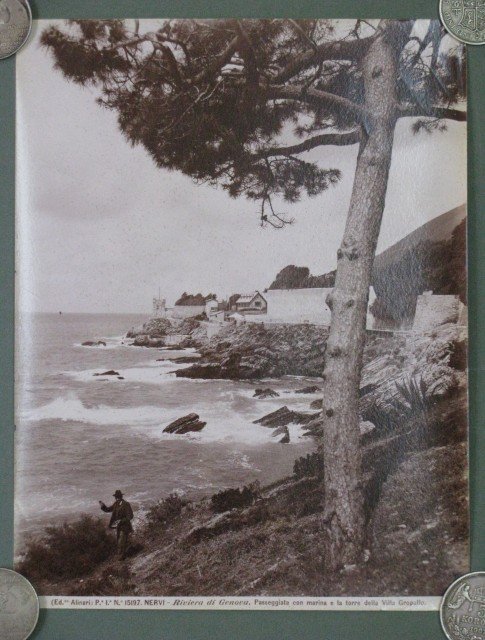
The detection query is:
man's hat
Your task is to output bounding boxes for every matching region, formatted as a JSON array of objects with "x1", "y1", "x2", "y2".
[{"x1": 113, "y1": 490, "x2": 123, "y2": 499}]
